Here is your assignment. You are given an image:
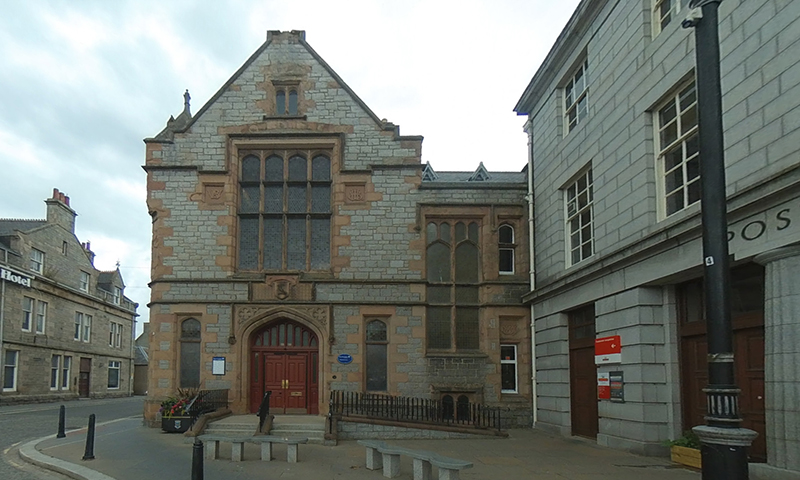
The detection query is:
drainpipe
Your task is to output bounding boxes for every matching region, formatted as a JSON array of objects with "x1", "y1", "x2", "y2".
[{"x1": 524, "y1": 118, "x2": 537, "y2": 426}]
